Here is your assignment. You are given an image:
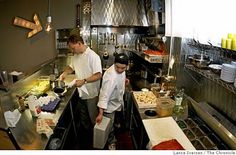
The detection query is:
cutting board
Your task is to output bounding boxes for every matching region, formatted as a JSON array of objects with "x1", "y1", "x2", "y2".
[
  {"x1": 132, "y1": 91, "x2": 157, "y2": 108},
  {"x1": 143, "y1": 117, "x2": 195, "y2": 150}
]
